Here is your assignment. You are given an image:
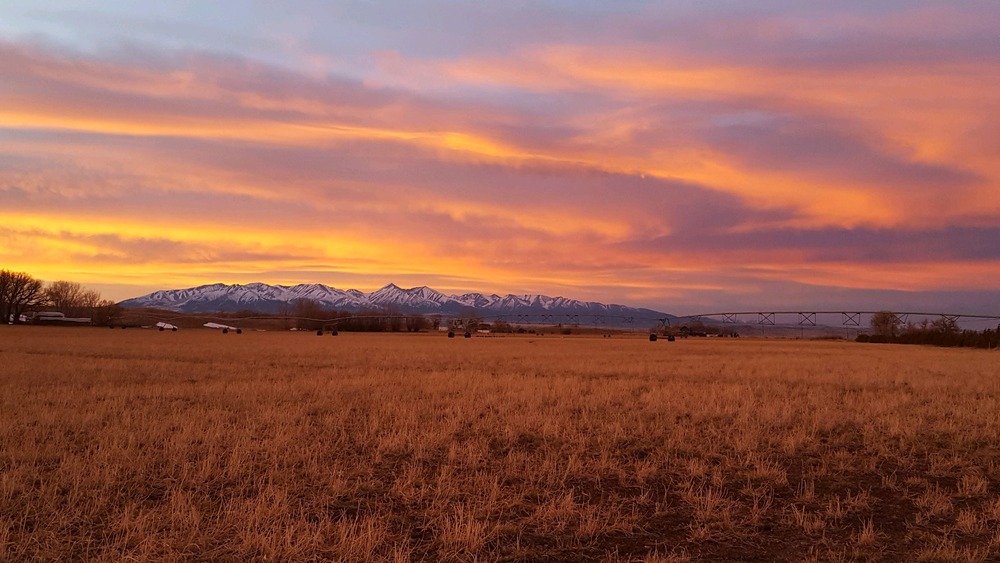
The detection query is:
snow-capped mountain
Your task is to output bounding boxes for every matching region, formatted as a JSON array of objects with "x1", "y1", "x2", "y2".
[{"x1": 119, "y1": 282, "x2": 671, "y2": 320}]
